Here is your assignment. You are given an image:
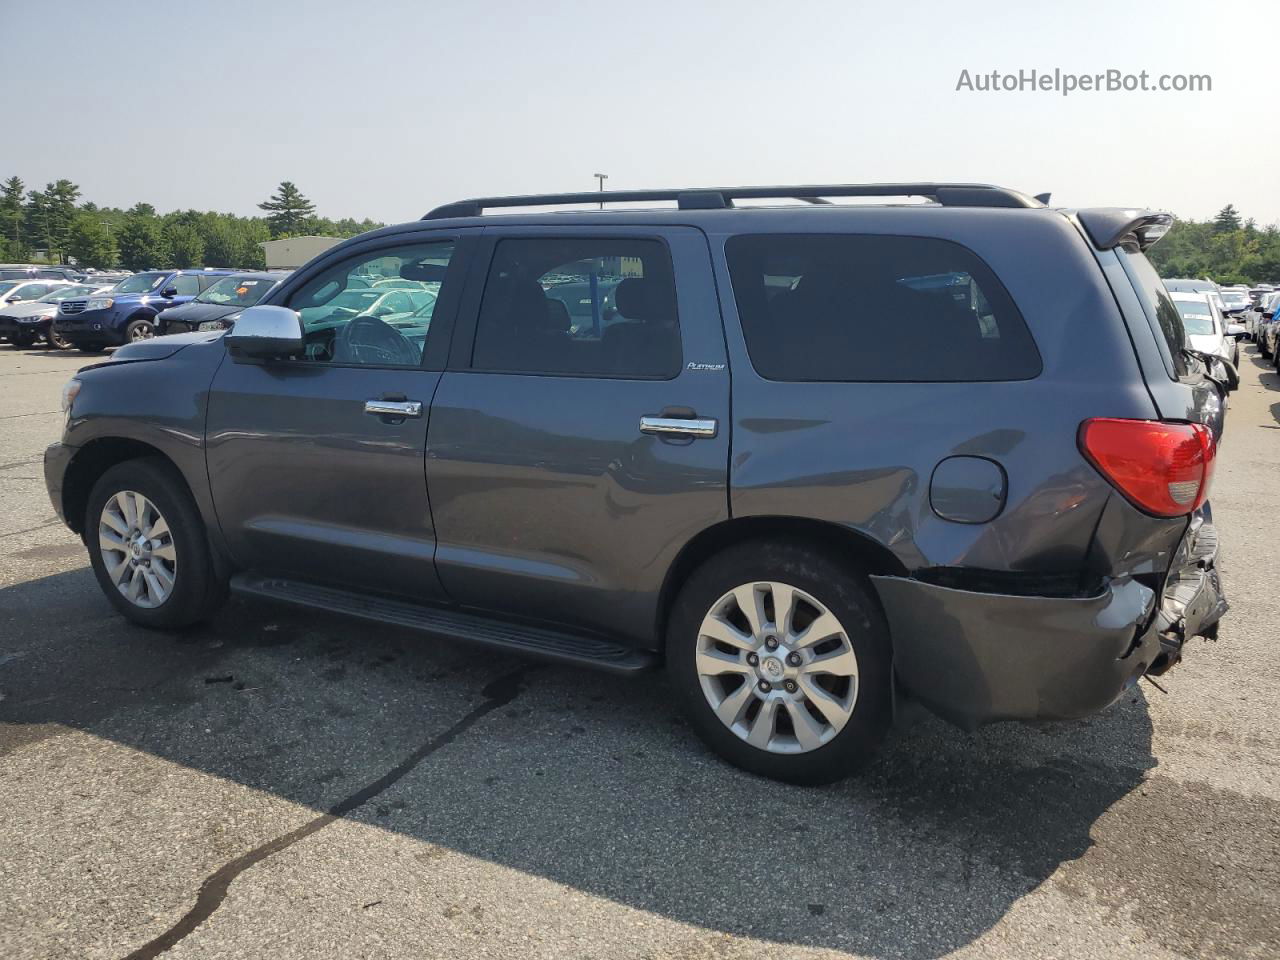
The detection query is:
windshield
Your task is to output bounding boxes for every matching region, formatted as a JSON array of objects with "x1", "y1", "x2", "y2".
[
  {"x1": 38, "y1": 285, "x2": 95, "y2": 301},
  {"x1": 196, "y1": 276, "x2": 275, "y2": 306},
  {"x1": 1175, "y1": 301, "x2": 1217, "y2": 335},
  {"x1": 114, "y1": 272, "x2": 168, "y2": 295},
  {"x1": 1220, "y1": 291, "x2": 1249, "y2": 304}
]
